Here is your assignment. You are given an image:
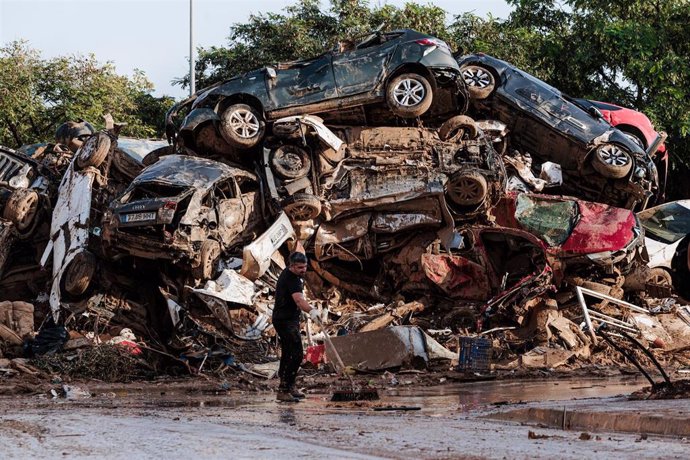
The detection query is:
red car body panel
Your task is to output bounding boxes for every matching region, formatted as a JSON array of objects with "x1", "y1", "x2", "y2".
[
  {"x1": 493, "y1": 193, "x2": 637, "y2": 255},
  {"x1": 593, "y1": 100, "x2": 666, "y2": 155}
]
